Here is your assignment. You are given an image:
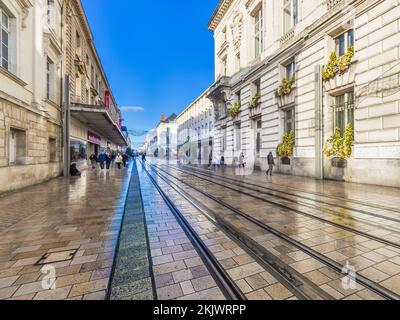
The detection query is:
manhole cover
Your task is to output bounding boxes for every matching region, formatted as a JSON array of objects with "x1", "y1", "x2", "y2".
[{"x1": 35, "y1": 249, "x2": 78, "y2": 266}]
